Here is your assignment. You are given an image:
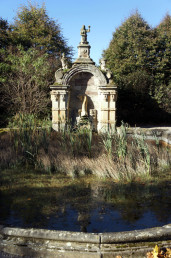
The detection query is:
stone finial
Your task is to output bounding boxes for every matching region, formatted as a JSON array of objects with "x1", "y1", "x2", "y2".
[
  {"x1": 80, "y1": 25, "x2": 90, "y2": 44},
  {"x1": 55, "y1": 69, "x2": 63, "y2": 84},
  {"x1": 100, "y1": 58, "x2": 113, "y2": 84},
  {"x1": 100, "y1": 58, "x2": 107, "y2": 71},
  {"x1": 61, "y1": 53, "x2": 68, "y2": 70}
]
